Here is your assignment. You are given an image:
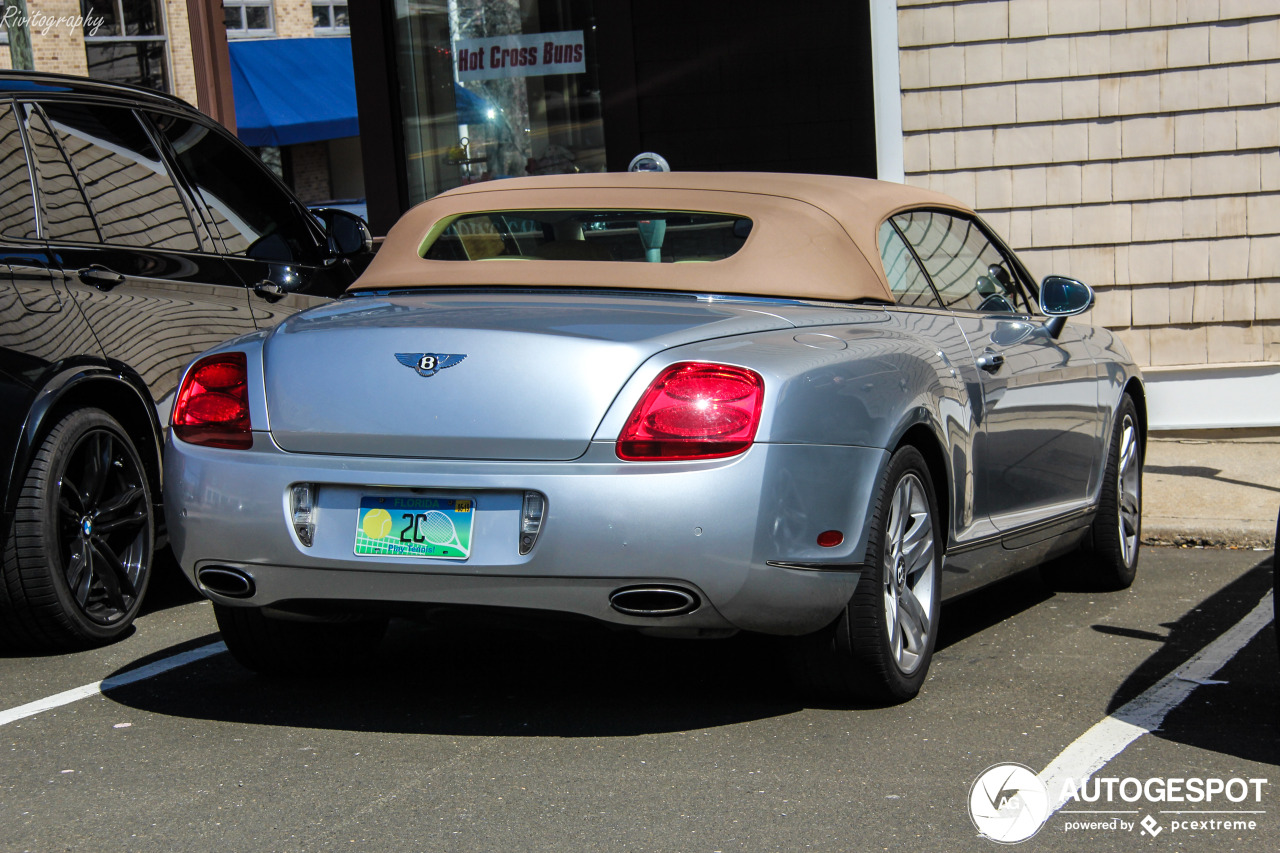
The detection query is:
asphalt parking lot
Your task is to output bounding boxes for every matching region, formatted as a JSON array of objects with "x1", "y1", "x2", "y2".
[{"x1": 2, "y1": 546, "x2": 1276, "y2": 853}]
